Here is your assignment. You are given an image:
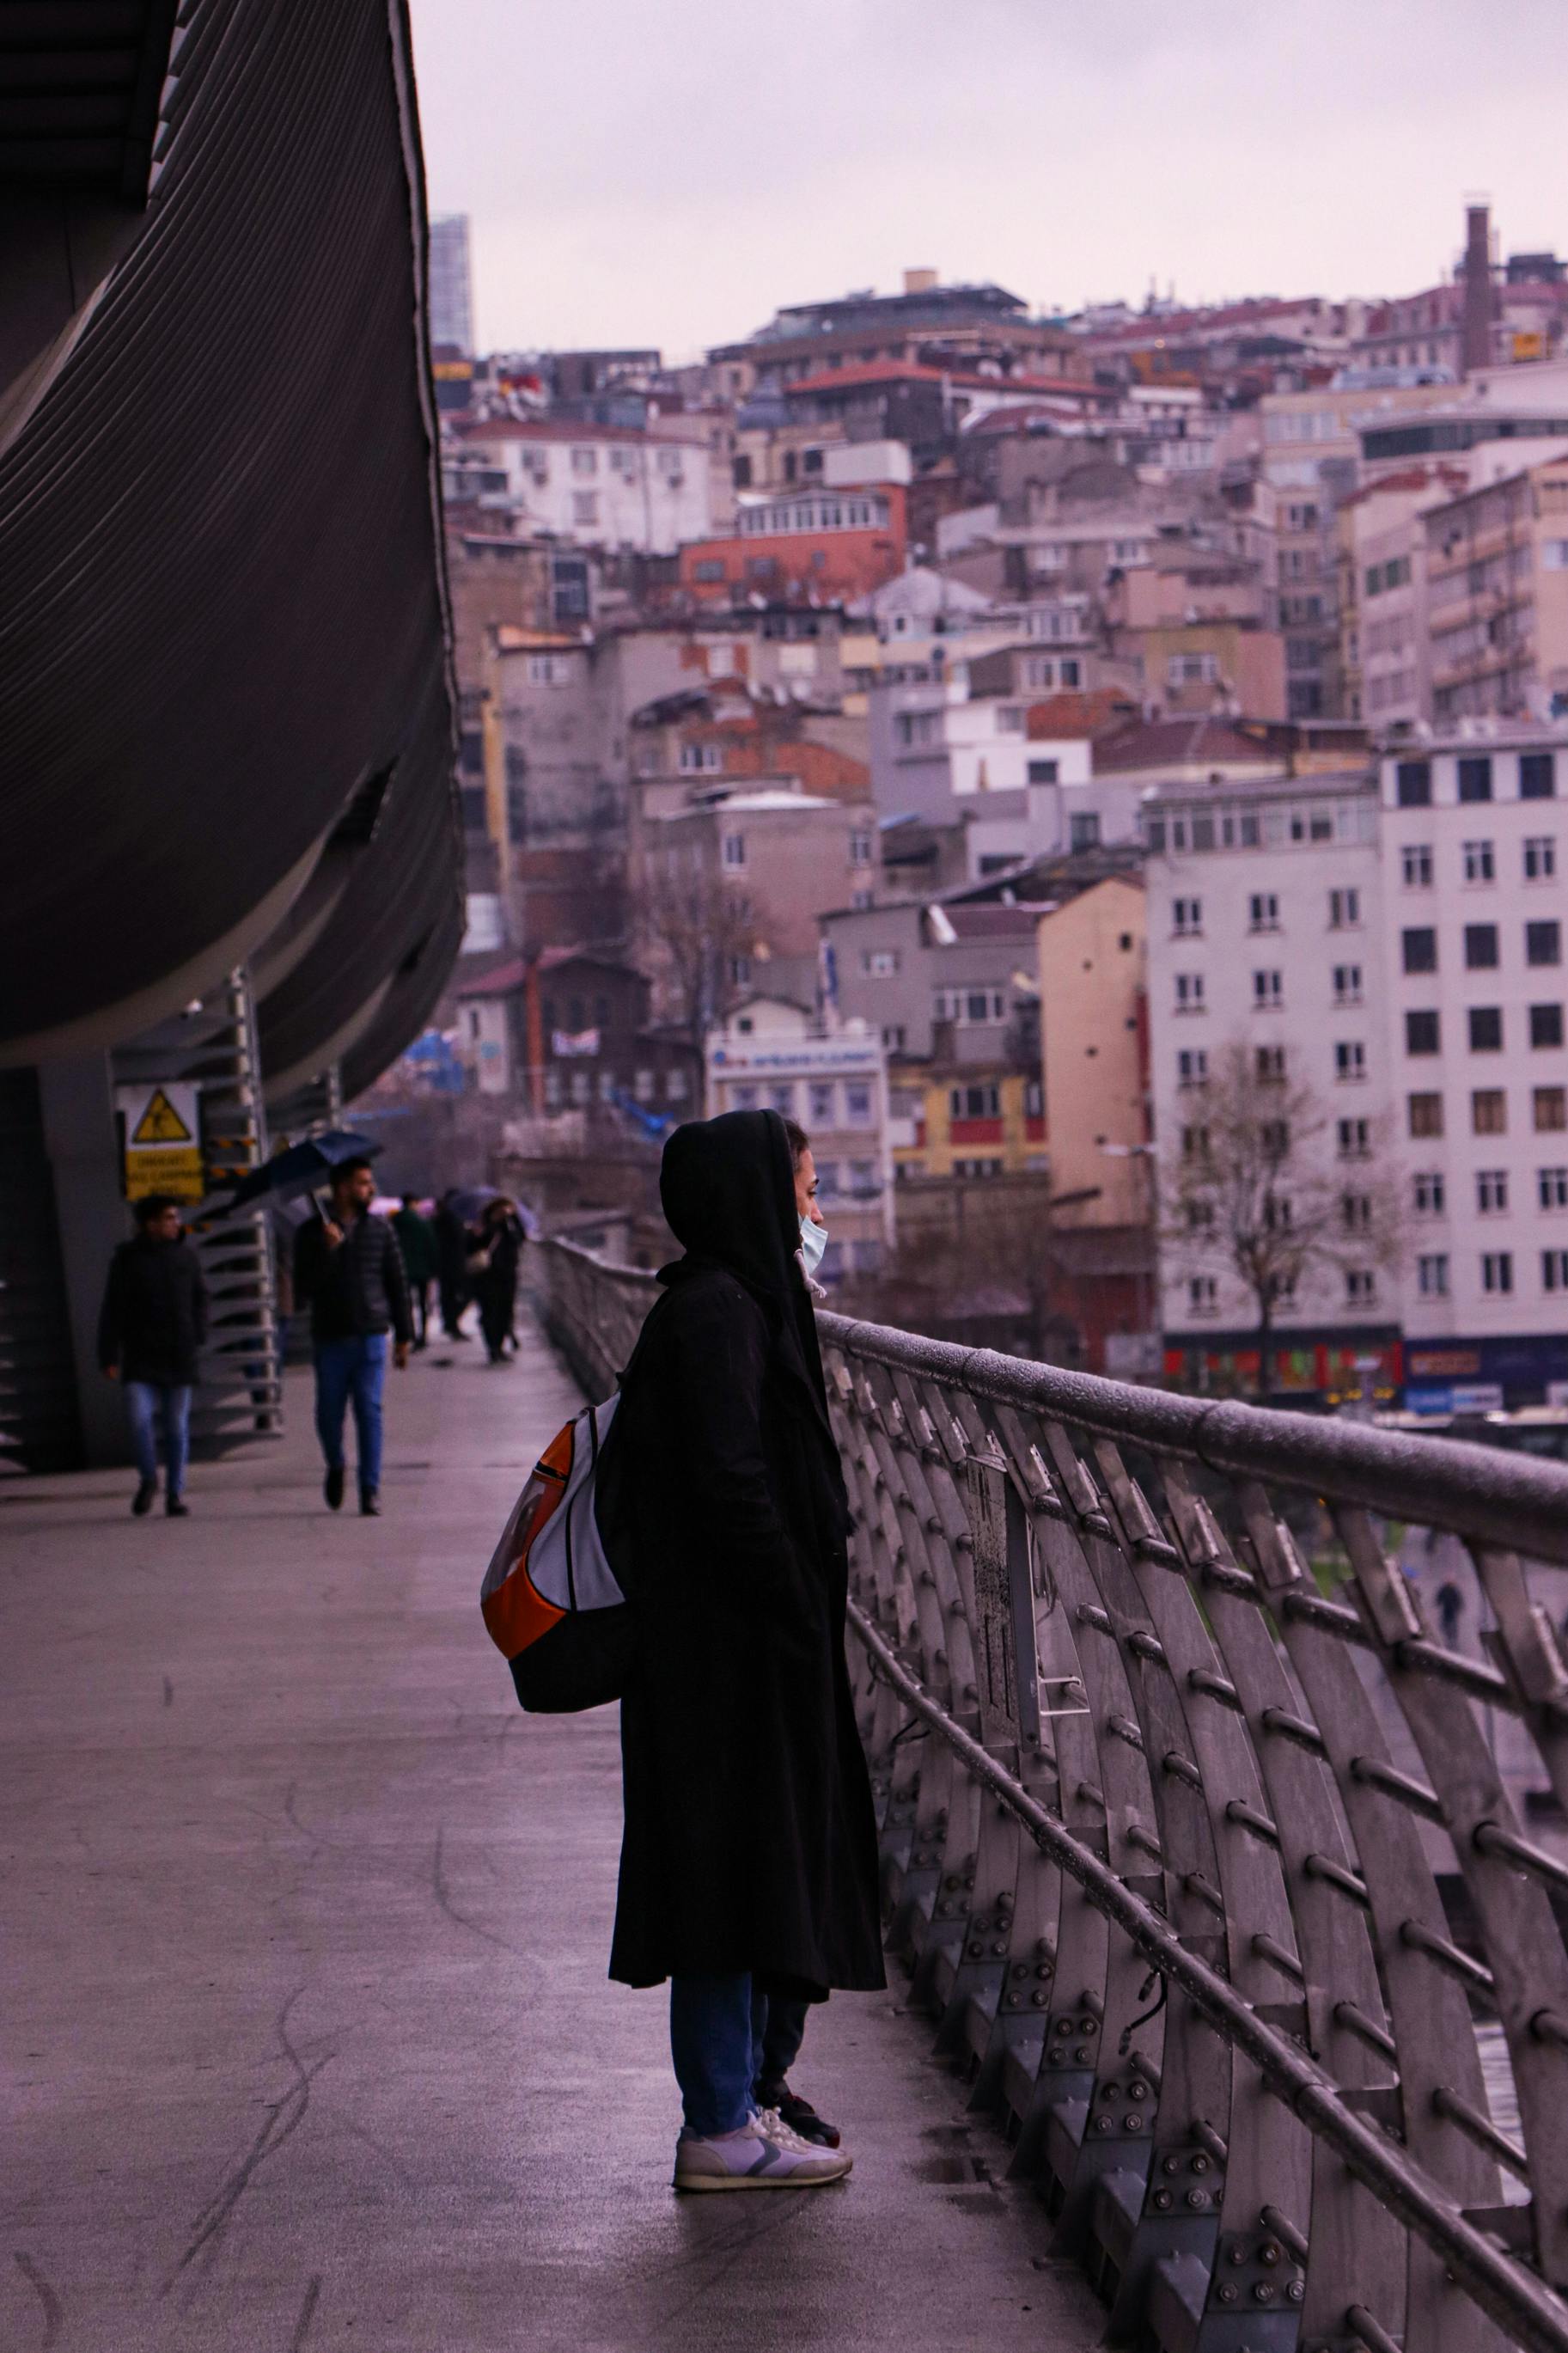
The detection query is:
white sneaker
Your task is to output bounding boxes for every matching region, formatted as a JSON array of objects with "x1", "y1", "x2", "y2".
[
  {"x1": 757, "y1": 2105, "x2": 853, "y2": 2173},
  {"x1": 673, "y1": 2114, "x2": 851, "y2": 2191}
]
